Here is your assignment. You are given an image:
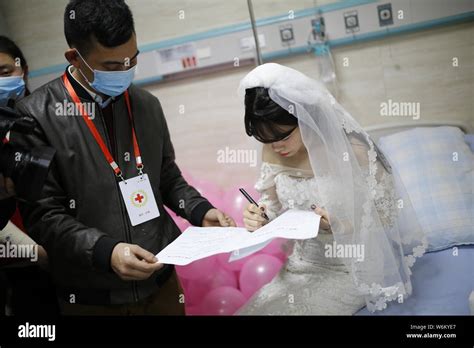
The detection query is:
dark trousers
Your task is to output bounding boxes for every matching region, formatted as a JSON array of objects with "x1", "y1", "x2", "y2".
[{"x1": 59, "y1": 271, "x2": 185, "y2": 316}]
